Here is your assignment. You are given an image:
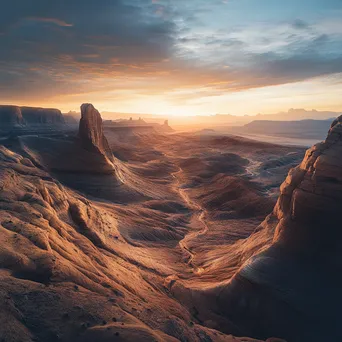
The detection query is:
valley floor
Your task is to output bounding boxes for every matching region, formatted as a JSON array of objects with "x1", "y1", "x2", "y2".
[{"x1": 0, "y1": 127, "x2": 305, "y2": 342}]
